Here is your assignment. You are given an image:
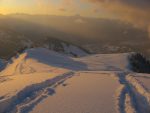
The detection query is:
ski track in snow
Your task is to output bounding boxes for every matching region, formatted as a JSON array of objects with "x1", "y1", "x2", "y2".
[
  {"x1": 0, "y1": 48, "x2": 150, "y2": 113},
  {"x1": 0, "y1": 71, "x2": 75, "y2": 113},
  {"x1": 116, "y1": 72, "x2": 150, "y2": 113},
  {"x1": 16, "y1": 71, "x2": 75, "y2": 113},
  {"x1": 1, "y1": 71, "x2": 150, "y2": 113}
]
